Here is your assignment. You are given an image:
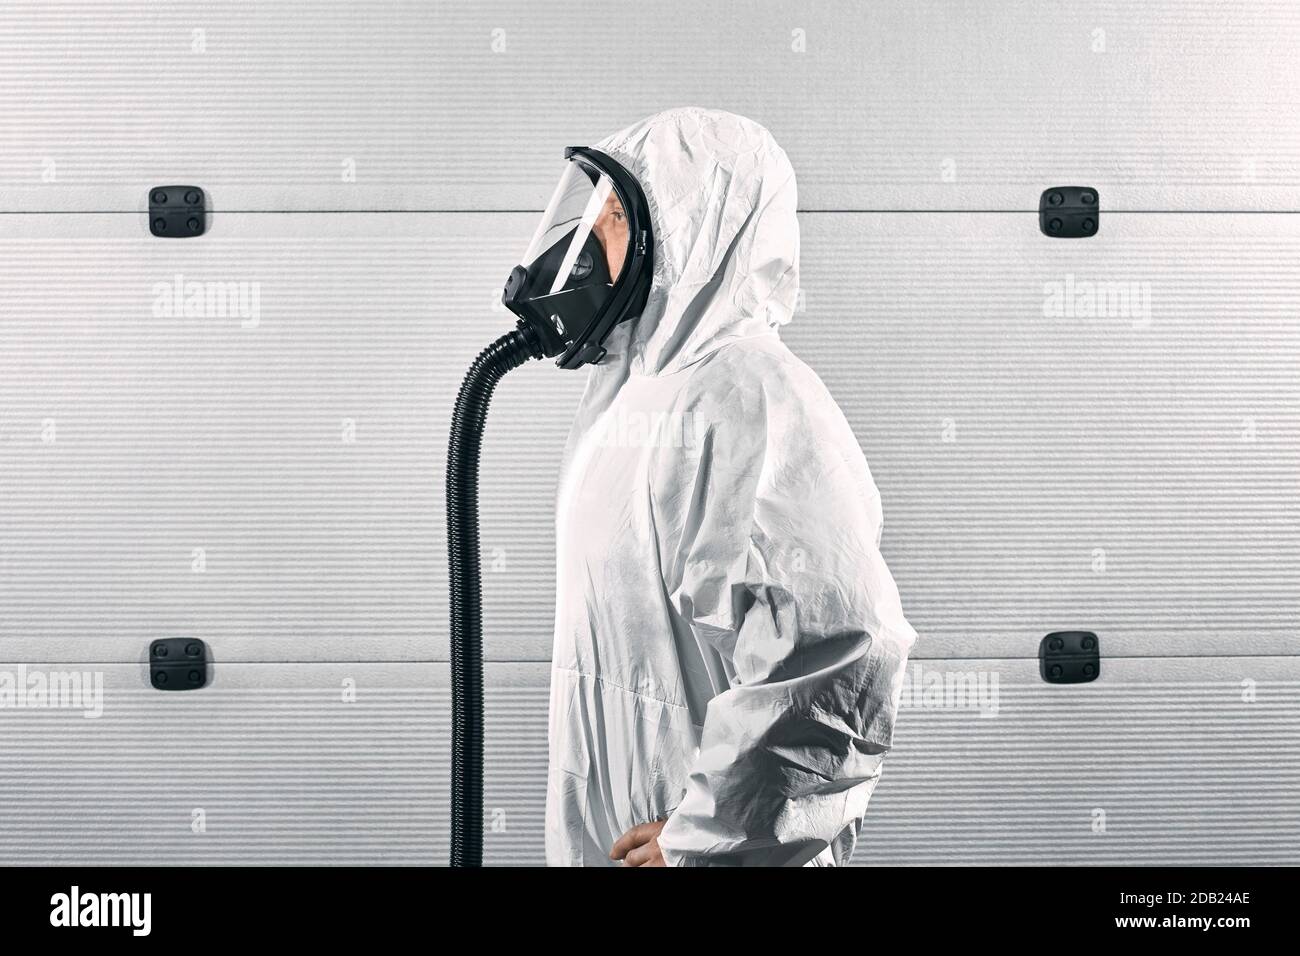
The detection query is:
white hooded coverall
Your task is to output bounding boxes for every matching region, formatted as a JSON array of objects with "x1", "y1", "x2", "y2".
[{"x1": 546, "y1": 108, "x2": 918, "y2": 866}]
